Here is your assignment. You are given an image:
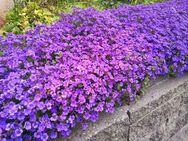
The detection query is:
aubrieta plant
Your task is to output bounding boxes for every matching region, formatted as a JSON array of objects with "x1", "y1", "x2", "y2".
[{"x1": 0, "y1": 0, "x2": 188, "y2": 140}]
